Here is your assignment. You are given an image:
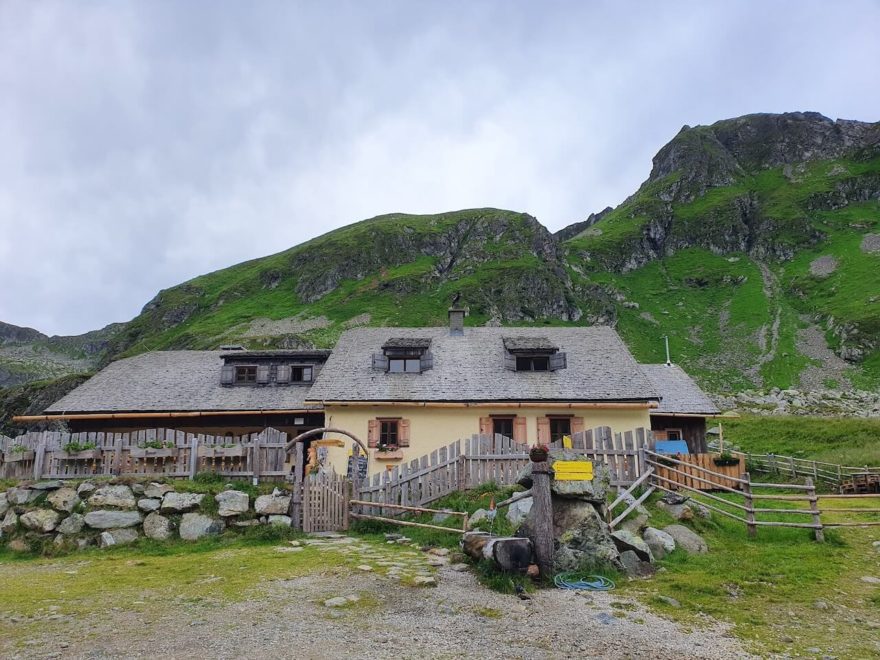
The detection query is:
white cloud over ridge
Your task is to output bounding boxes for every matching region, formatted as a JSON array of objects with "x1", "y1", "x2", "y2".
[{"x1": 1, "y1": 0, "x2": 878, "y2": 335}]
